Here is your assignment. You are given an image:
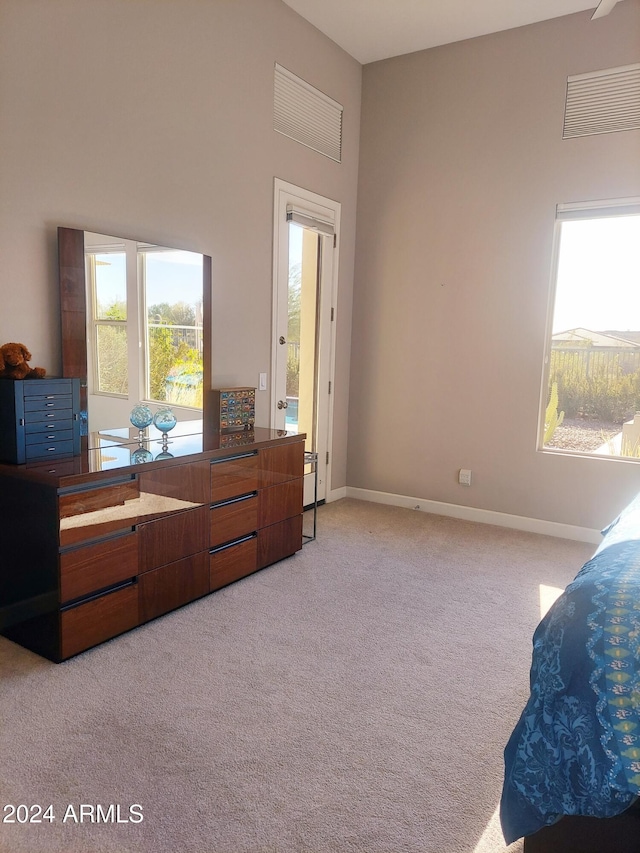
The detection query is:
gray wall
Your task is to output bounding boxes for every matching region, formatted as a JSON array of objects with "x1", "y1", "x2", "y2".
[
  {"x1": 3, "y1": 0, "x2": 640, "y2": 529},
  {"x1": 0, "y1": 0, "x2": 361, "y2": 489},
  {"x1": 350, "y1": 2, "x2": 640, "y2": 529}
]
